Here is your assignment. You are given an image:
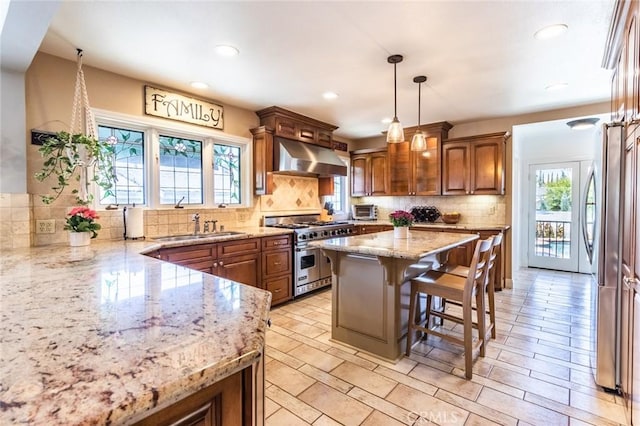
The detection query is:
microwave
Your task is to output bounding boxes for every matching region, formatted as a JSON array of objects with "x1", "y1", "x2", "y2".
[{"x1": 351, "y1": 204, "x2": 377, "y2": 220}]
